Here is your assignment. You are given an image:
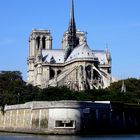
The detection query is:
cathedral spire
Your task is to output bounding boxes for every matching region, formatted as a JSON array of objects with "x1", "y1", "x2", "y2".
[
  {"x1": 64, "y1": 0, "x2": 78, "y2": 61},
  {"x1": 68, "y1": 0, "x2": 77, "y2": 49},
  {"x1": 70, "y1": 0, "x2": 75, "y2": 26}
]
